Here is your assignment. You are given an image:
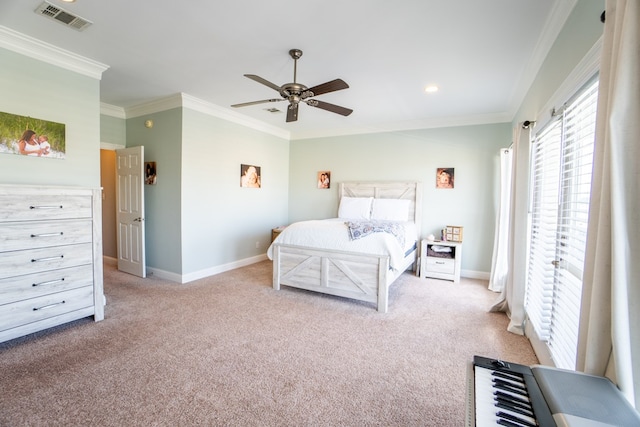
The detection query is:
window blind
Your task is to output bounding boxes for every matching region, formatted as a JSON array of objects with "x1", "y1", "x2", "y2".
[
  {"x1": 525, "y1": 77, "x2": 598, "y2": 370},
  {"x1": 526, "y1": 120, "x2": 561, "y2": 342}
]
